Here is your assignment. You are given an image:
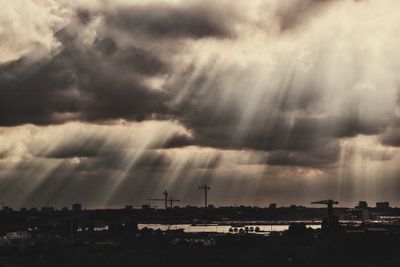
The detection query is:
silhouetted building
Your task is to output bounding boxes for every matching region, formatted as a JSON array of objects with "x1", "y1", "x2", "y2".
[
  {"x1": 356, "y1": 201, "x2": 368, "y2": 209},
  {"x1": 376, "y1": 202, "x2": 390, "y2": 209},
  {"x1": 72, "y1": 203, "x2": 82, "y2": 212},
  {"x1": 269, "y1": 203, "x2": 277, "y2": 209},
  {"x1": 62, "y1": 207, "x2": 69, "y2": 211},
  {"x1": 41, "y1": 206, "x2": 54, "y2": 213},
  {"x1": 125, "y1": 205, "x2": 133, "y2": 210},
  {"x1": 2, "y1": 206, "x2": 13, "y2": 212},
  {"x1": 361, "y1": 209, "x2": 370, "y2": 221}
]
